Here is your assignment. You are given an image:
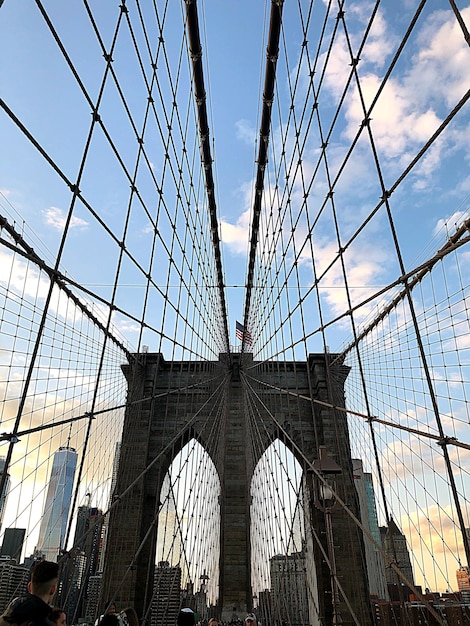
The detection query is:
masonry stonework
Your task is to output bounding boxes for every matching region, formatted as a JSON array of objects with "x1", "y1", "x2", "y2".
[{"x1": 100, "y1": 352, "x2": 373, "y2": 626}]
